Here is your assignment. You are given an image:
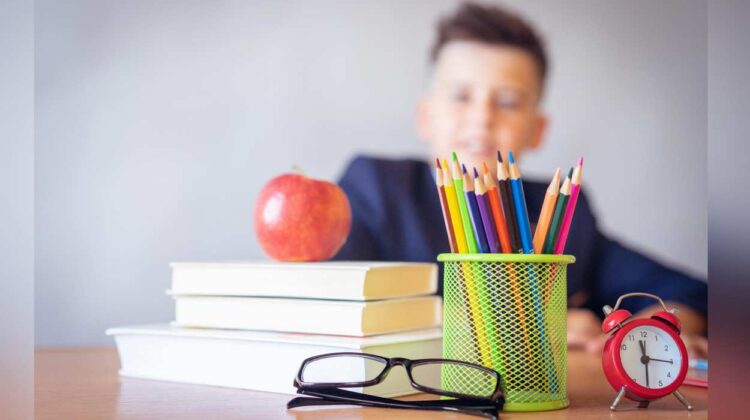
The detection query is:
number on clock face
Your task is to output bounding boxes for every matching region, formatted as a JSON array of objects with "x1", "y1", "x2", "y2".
[{"x1": 619, "y1": 325, "x2": 681, "y2": 389}]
